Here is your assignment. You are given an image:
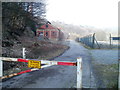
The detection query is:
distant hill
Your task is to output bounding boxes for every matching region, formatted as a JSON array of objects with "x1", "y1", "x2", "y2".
[{"x1": 51, "y1": 21, "x2": 109, "y2": 40}]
